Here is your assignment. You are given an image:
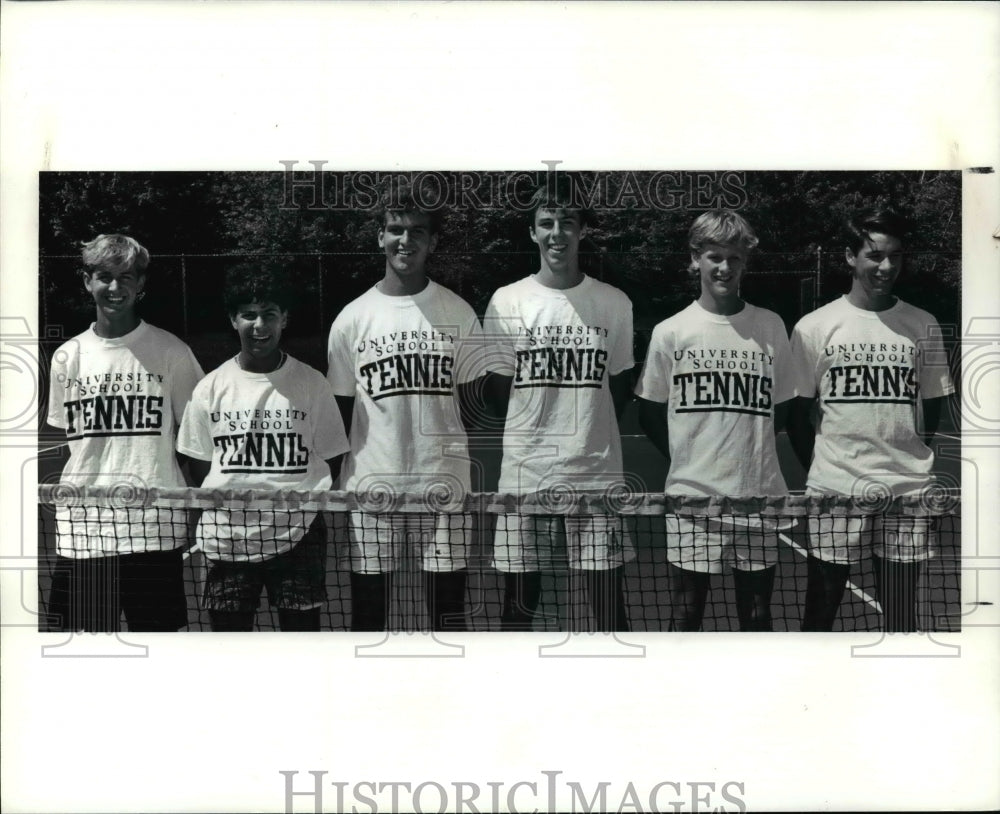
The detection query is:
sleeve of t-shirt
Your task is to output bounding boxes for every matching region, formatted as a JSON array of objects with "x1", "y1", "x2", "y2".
[
  {"x1": 169, "y1": 343, "x2": 205, "y2": 425},
  {"x1": 176, "y1": 383, "x2": 215, "y2": 461},
  {"x1": 917, "y1": 316, "x2": 956, "y2": 399},
  {"x1": 326, "y1": 312, "x2": 357, "y2": 398},
  {"x1": 482, "y1": 292, "x2": 517, "y2": 376},
  {"x1": 771, "y1": 315, "x2": 796, "y2": 404},
  {"x1": 46, "y1": 341, "x2": 72, "y2": 428},
  {"x1": 453, "y1": 306, "x2": 488, "y2": 385},
  {"x1": 607, "y1": 292, "x2": 636, "y2": 375},
  {"x1": 788, "y1": 319, "x2": 818, "y2": 399},
  {"x1": 310, "y1": 375, "x2": 352, "y2": 460},
  {"x1": 633, "y1": 322, "x2": 672, "y2": 403}
]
